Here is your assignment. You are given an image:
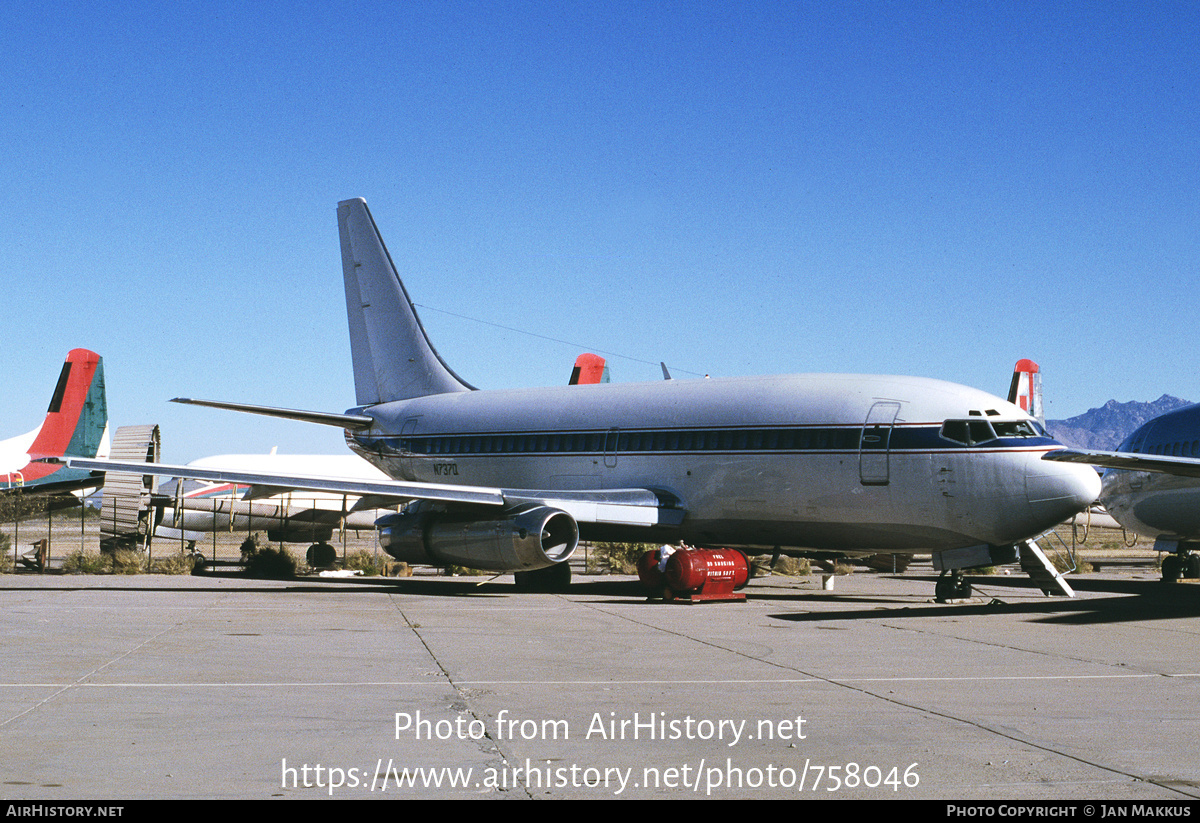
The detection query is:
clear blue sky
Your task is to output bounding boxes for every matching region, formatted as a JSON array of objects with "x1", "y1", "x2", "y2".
[{"x1": 2, "y1": 1, "x2": 1197, "y2": 462}]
